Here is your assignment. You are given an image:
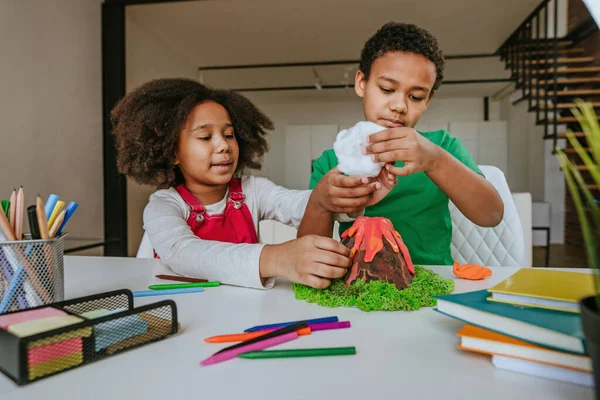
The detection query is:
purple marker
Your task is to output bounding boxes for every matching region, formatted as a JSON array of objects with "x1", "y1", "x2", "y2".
[{"x1": 255, "y1": 321, "x2": 351, "y2": 332}]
